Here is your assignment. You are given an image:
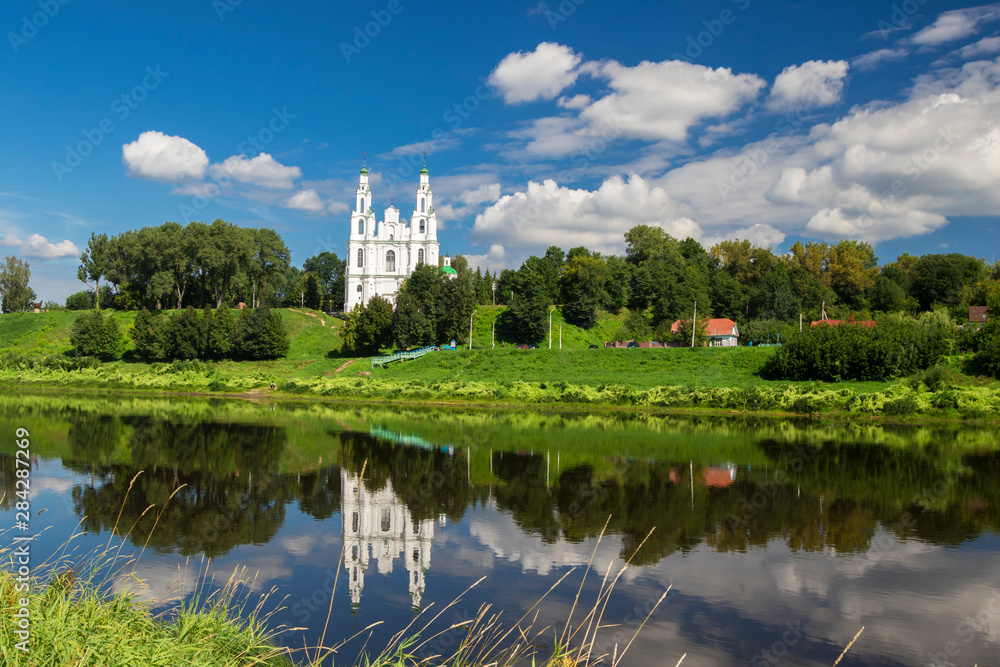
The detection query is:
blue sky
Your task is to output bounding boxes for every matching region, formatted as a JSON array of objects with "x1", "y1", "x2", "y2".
[{"x1": 2, "y1": 0, "x2": 999, "y2": 301}]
